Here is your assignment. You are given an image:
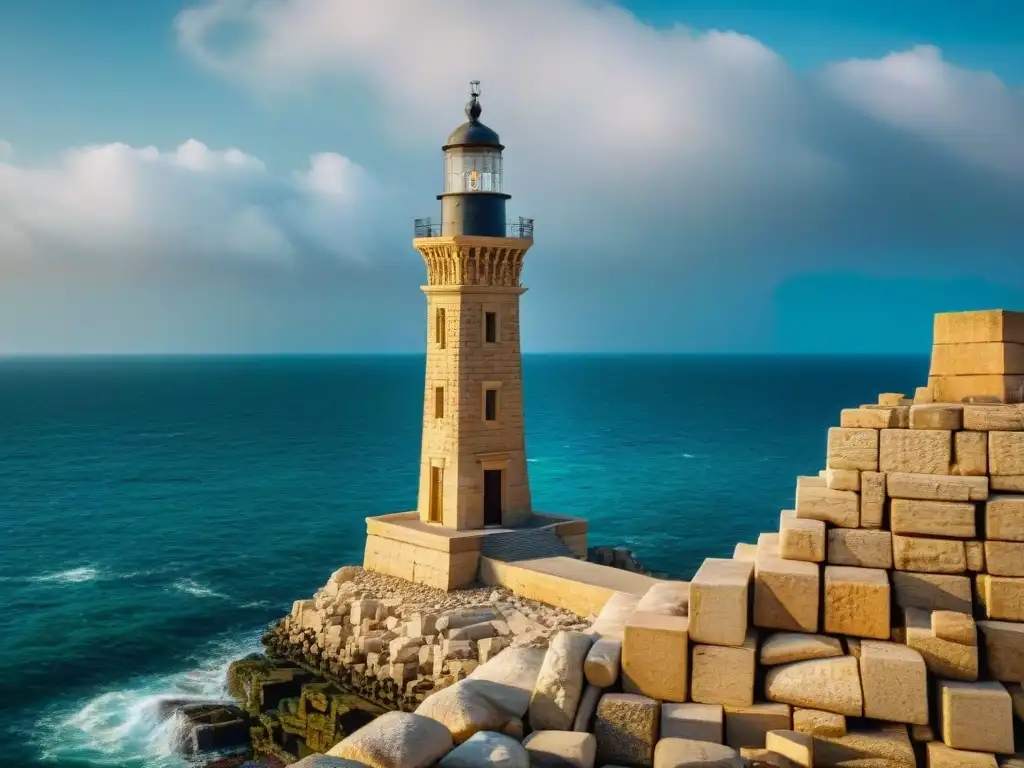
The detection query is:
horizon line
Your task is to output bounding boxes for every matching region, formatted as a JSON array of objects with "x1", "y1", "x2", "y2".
[{"x1": 0, "y1": 351, "x2": 933, "y2": 360}]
